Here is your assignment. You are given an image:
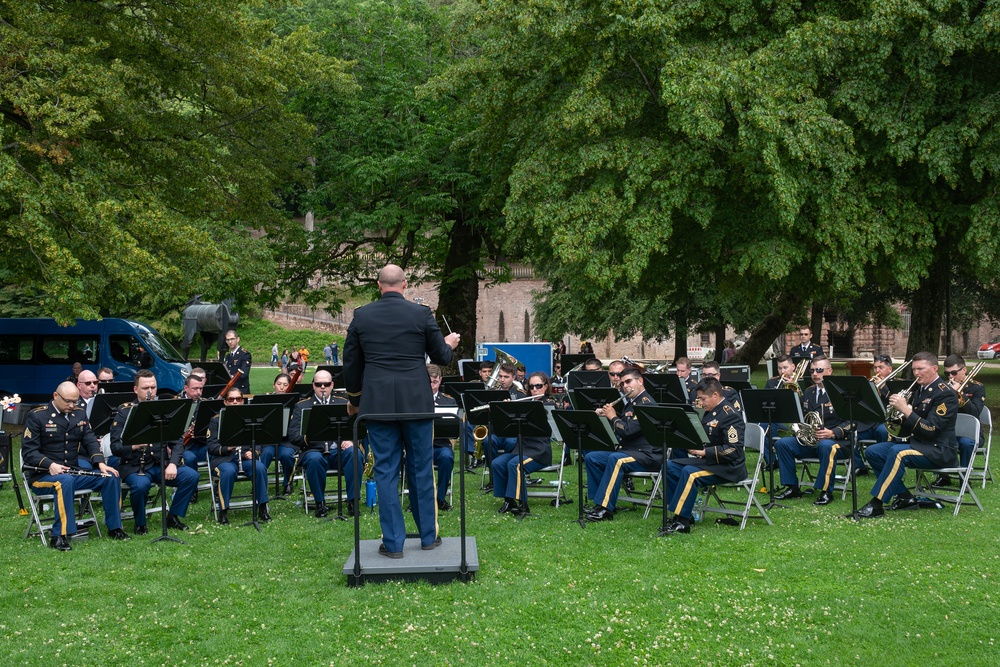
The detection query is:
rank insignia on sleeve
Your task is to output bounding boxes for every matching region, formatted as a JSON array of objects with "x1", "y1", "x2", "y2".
[
  {"x1": 727, "y1": 426, "x2": 738, "y2": 443},
  {"x1": 23, "y1": 427, "x2": 32, "y2": 439},
  {"x1": 936, "y1": 403, "x2": 947, "y2": 416}
]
